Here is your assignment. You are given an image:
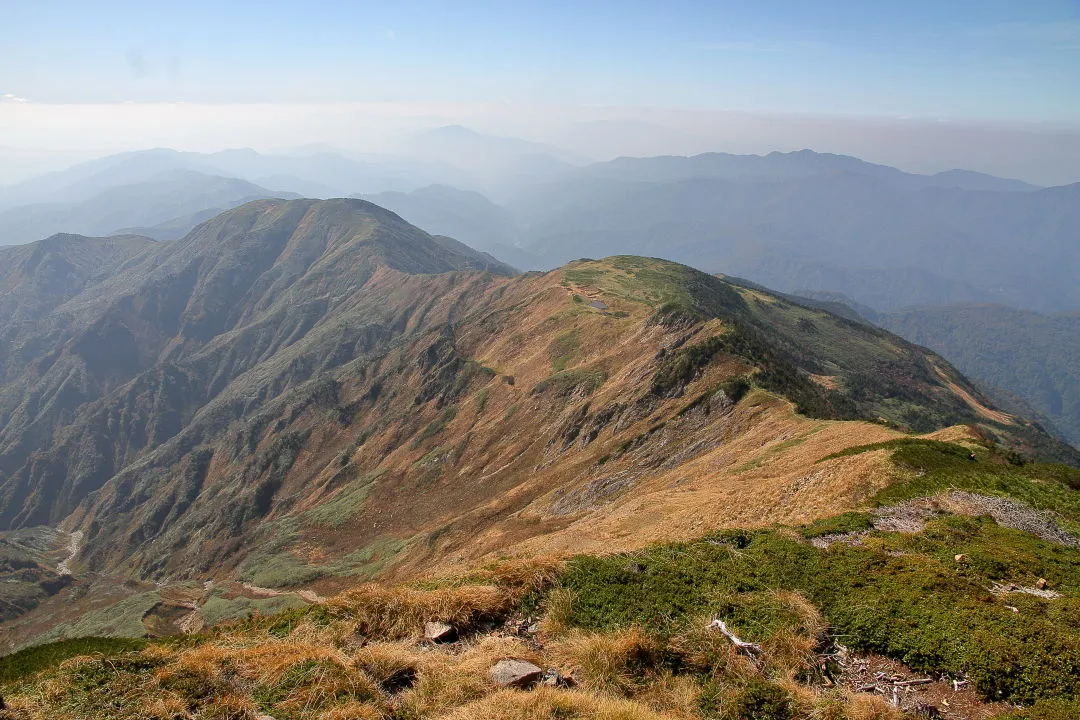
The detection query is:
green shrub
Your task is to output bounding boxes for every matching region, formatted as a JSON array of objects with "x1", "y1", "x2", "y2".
[{"x1": 0, "y1": 637, "x2": 149, "y2": 685}]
